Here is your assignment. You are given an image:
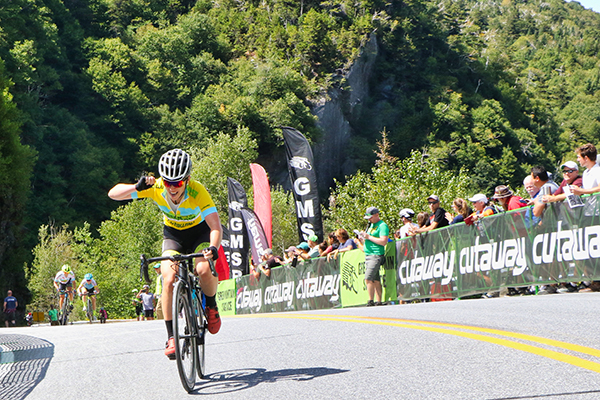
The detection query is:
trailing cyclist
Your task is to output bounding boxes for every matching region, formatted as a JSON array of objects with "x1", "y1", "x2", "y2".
[
  {"x1": 77, "y1": 273, "x2": 99, "y2": 315},
  {"x1": 53, "y1": 264, "x2": 75, "y2": 312},
  {"x1": 108, "y1": 149, "x2": 222, "y2": 359}
]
